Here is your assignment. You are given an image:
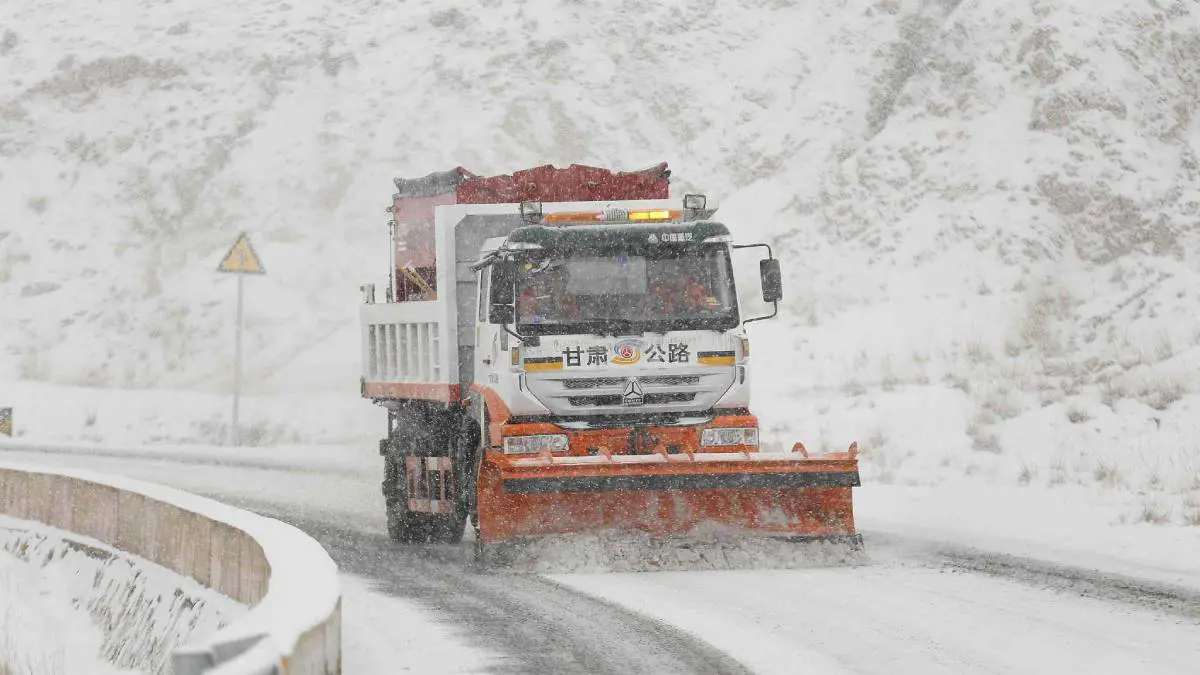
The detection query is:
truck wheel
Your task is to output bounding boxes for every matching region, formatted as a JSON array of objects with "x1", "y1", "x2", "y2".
[
  {"x1": 387, "y1": 507, "x2": 431, "y2": 543},
  {"x1": 427, "y1": 418, "x2": 472, "y2": 544},
  {"x1": 382, "y1": 405, "x2": 473, "y2": 545},
  {"x1": 383, "y1": 453, "x2": 431, "y2": 543},
  {"x1": 430, "y1": 511, "x2": 466, "y2": 544}
]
